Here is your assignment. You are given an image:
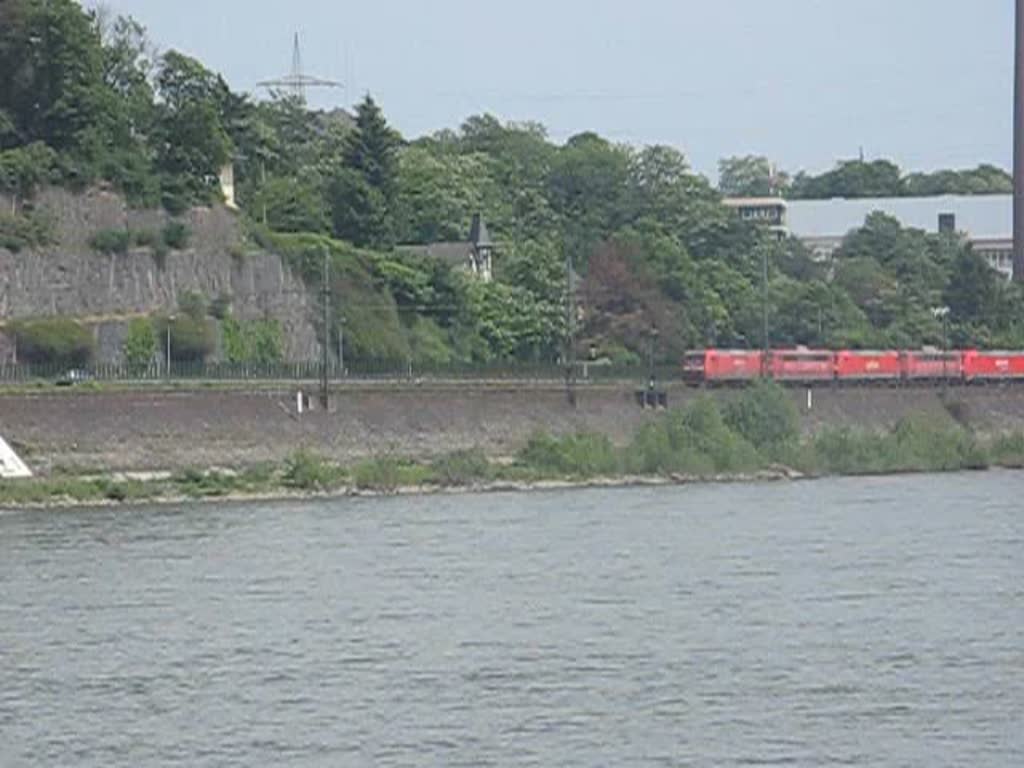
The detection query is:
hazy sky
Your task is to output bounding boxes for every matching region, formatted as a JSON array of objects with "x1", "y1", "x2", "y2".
[{"x1": 83, "y1": 0, "x2": 1014, "y2": 178}]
